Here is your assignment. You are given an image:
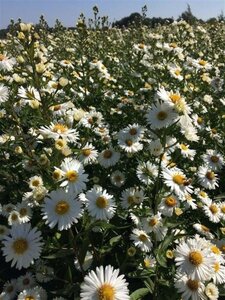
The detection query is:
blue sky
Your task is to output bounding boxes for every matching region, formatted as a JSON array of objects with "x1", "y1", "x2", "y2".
[{"x1": 0, "y1": 0, "x2": 224, "y2": 29}]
